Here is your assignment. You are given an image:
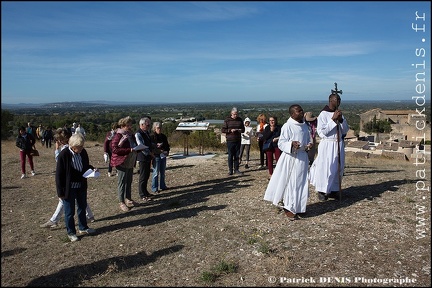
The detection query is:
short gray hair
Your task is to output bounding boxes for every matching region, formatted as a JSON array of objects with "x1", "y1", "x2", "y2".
[
  {"x1": 69, "y1": 133, "x2": 85, "y2": 148},
  {"x1": 152, "y1": 122, "x2": 161, "y2": 132},
  {"x1": 139, "y1": 117, "x2": 151, "y2": 125}
]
